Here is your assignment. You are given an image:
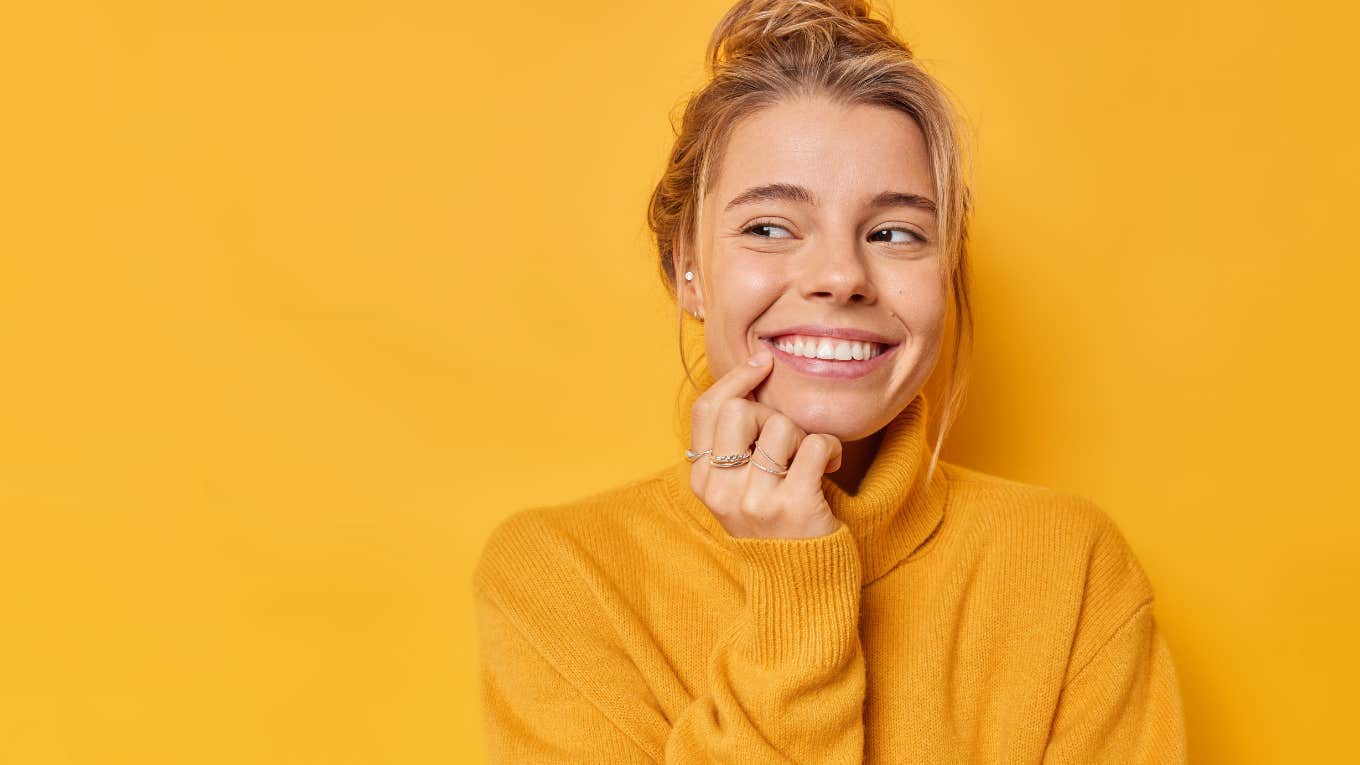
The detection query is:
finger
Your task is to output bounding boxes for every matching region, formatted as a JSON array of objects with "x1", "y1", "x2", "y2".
[
  {"x1": 701, "y1": 395, "x2": 777, "y2": 512},
  {"x1": 744, "y1": 412, "x2": 803, "y2": 494},
  {"x1": 783, "y1": 433, "x2": 844, "y2": 497},
  {"x1": 689, "y1": 349, "x2": 773, "y2": 460}
]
